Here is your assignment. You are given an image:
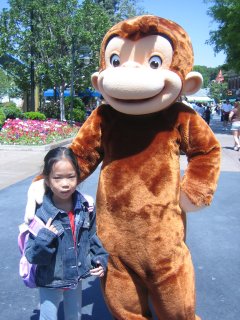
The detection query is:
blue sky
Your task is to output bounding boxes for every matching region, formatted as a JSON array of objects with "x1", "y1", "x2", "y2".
[{"x1": 0, "y1": 0, "x2": 226, "y2": 68}]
